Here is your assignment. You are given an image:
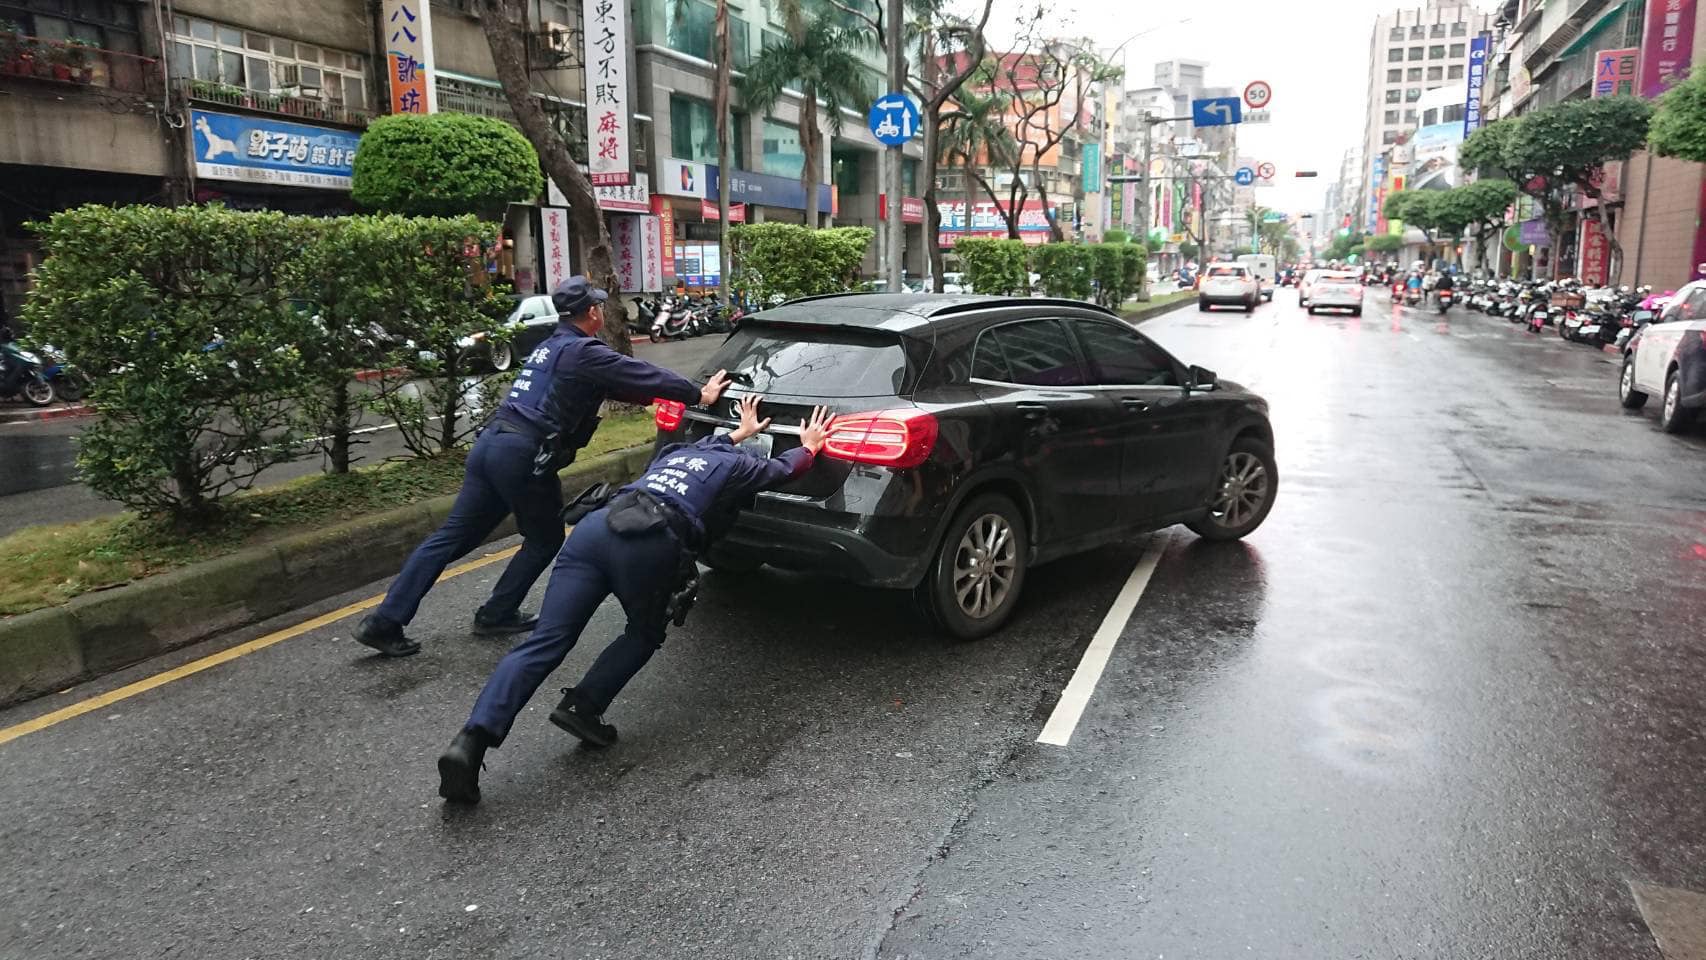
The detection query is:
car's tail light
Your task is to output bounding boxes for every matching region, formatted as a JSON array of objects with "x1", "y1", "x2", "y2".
[
  {"x1": 654, "y1": 399, "x2": 686, "y2": 431},
  {"x1": 823, "y1": 408, "x2": 938, "y2": 468}
]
